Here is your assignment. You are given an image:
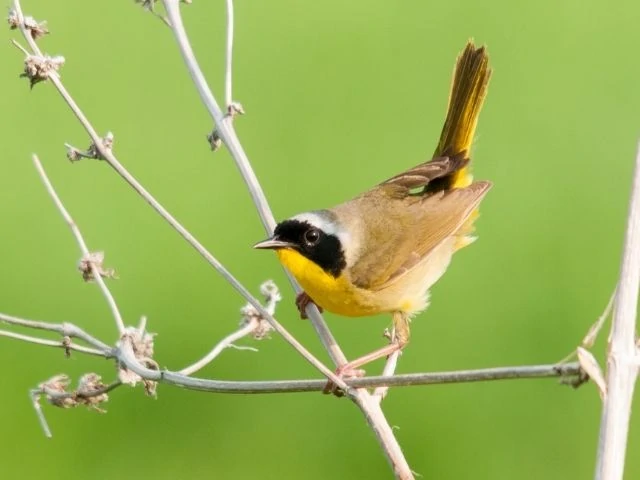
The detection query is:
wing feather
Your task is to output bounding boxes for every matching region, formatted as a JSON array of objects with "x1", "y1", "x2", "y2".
[{"x1": 348, "y1": 175, "x2": 491, "y2": 290}]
